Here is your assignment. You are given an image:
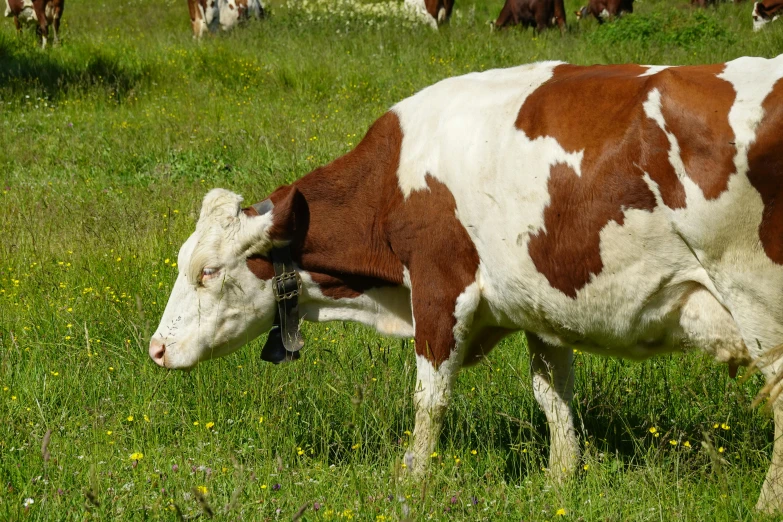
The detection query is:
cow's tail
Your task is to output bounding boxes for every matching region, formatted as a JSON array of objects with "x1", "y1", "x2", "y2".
[{"x1": 743, "y1": 342, "x2": 783, "y2": 410}]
